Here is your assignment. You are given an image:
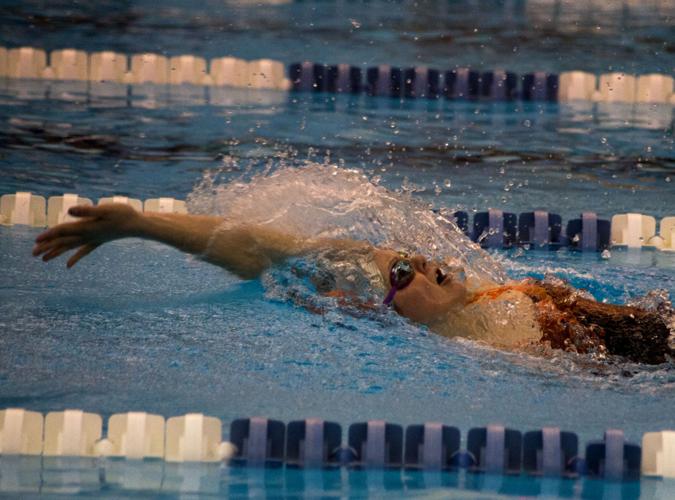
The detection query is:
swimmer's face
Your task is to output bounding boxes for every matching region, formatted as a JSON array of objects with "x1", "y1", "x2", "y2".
[{"x1": 373, "y1": 249, "x2": 468, "y2": 324}]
